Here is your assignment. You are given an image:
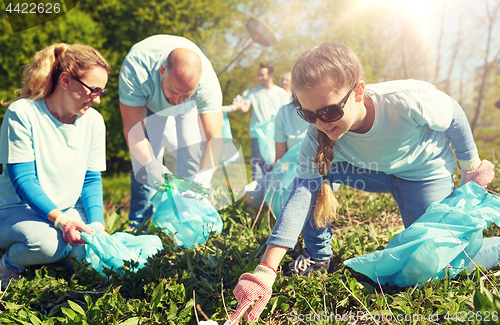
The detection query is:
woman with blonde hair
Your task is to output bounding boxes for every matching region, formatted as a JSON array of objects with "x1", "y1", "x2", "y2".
[
  {"x1": 228, "y1": 42, "x2": 497, "y2": 324},
  {"x1": 0, "y1": 43, "x2": 110, "y2": 289},
  {"x1": 279, "y1": 71, "x2": 292, "y2": 96}
]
